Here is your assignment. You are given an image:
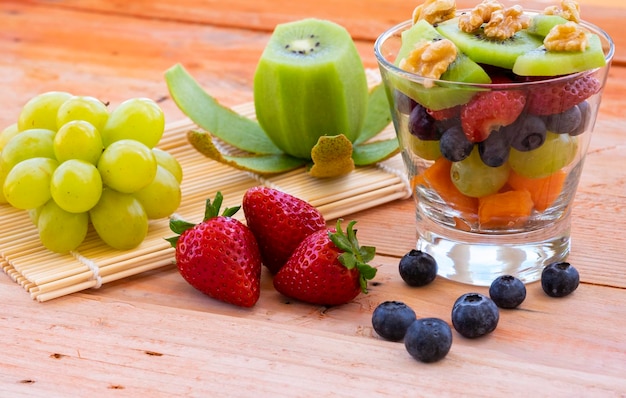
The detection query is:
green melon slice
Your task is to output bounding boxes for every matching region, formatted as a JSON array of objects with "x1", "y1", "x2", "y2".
[{"x1": 513, "y1": 33, "x2": 607, "y2": 76}]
